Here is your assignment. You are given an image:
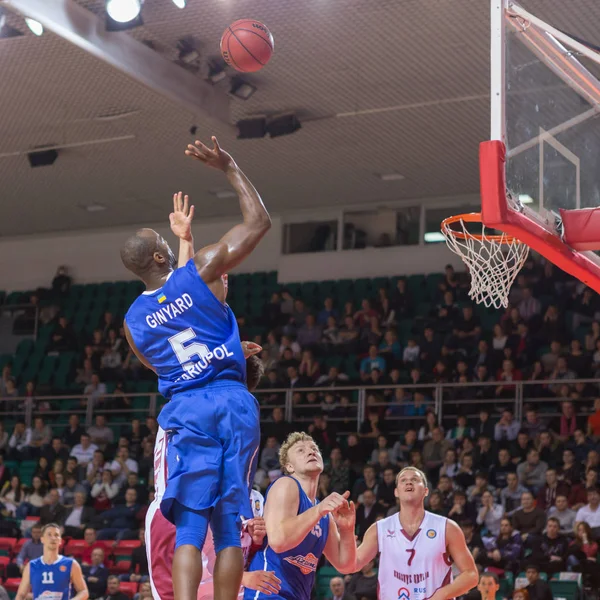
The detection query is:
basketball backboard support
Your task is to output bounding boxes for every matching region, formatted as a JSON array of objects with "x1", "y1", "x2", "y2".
[{"x1": 480, "y1": 0, "x2": 600, "y2": 294}]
